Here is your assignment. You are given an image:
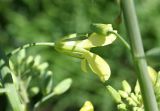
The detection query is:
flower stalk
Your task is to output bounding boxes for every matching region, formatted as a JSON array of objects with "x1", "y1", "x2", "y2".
[{"x1": 120, "y1": 0, "x2": 158, "y2": 110}]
